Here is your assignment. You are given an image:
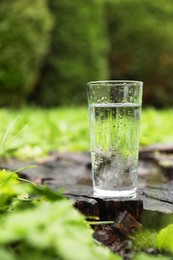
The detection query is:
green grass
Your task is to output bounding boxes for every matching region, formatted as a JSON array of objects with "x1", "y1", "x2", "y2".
[
  {"x1": 140, "y1": 108, "x2": 173, "y2": 146},
  {"x1": 0, "y1": 106, "x2": 172, "y2": 159},
  {"x1": 0, "y1": 107, "x2": 89, "y2": 159}
]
